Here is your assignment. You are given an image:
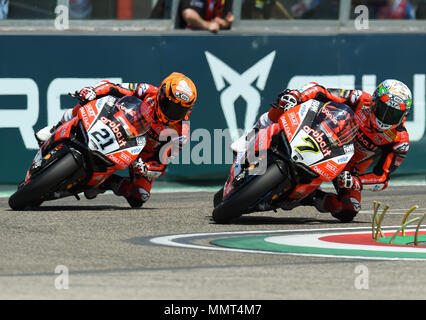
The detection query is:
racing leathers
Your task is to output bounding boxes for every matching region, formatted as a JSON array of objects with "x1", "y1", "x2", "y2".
[
  {"x1": 259, "y1": 82, "x2": 410, "y2": 222},
  {"x1": 67, "y1": 81, "x2": 188, "y2": 207}
]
